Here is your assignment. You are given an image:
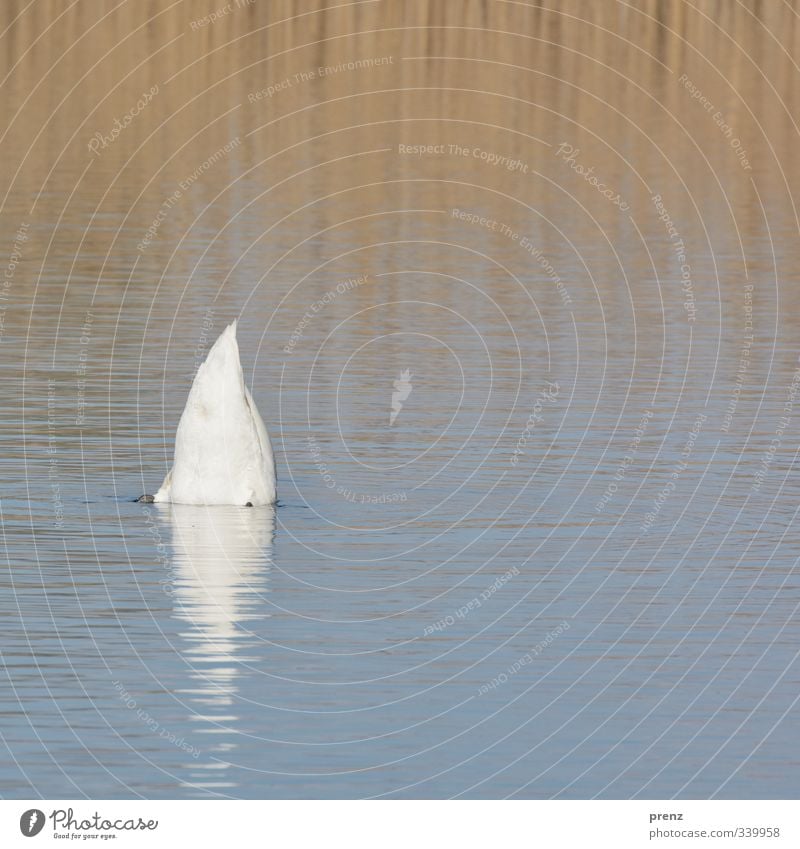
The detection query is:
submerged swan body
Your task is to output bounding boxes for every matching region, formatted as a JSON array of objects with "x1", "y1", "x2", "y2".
[{"x1": 152, "y1": 320, "x2": 277, "y2": 506}]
